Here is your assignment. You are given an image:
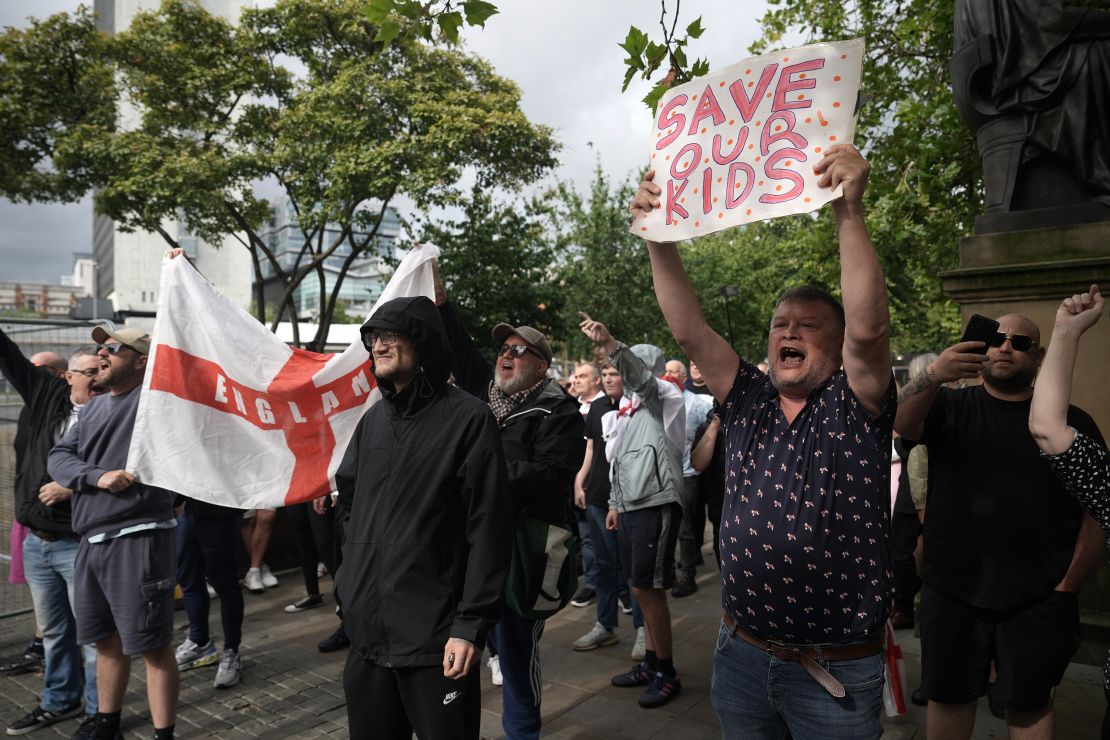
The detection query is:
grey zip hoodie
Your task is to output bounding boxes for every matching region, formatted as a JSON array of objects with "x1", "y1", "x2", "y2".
[
  {"x1": 606, "y1": 342, "x2": 685, "y2": 512},
  {"x1": 48, "y1": 385, "x2": 175, "y2": 538}
]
